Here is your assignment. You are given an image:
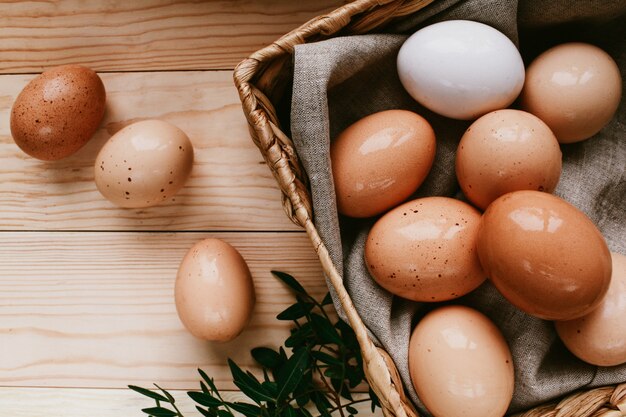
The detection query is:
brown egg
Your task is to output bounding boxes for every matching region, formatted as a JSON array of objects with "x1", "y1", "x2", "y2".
[
  {"x1": 456, "y1": 109, "x2": 562, "y2": 210},
  {"x1": 10, "y1": 65, "x2": 106, "y2": 160},
  {"x1": 520, "y1": 43, "x2": 621, "y2": 143},
  {"x1": 555, "y1": 252, "x2": 626, "y2": 366},
  {"x1": 175, "y1": 238, "x2": 256, "y2": 342},
  {"x1": 365, "y1": 197, "x2": 485, "y2": 302},
  {"x1": 331, "y1": 110, "x2": 436, "y2": 218},
  {"x1": 95, "y1": 120, "x2": 194, "y2": 208},
  {"x1": 409, "y1": 305, "x2": 514, "y2": 417},
  {"x1": 477, "y1": 191, "x2": 611, "y2": 320}
]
